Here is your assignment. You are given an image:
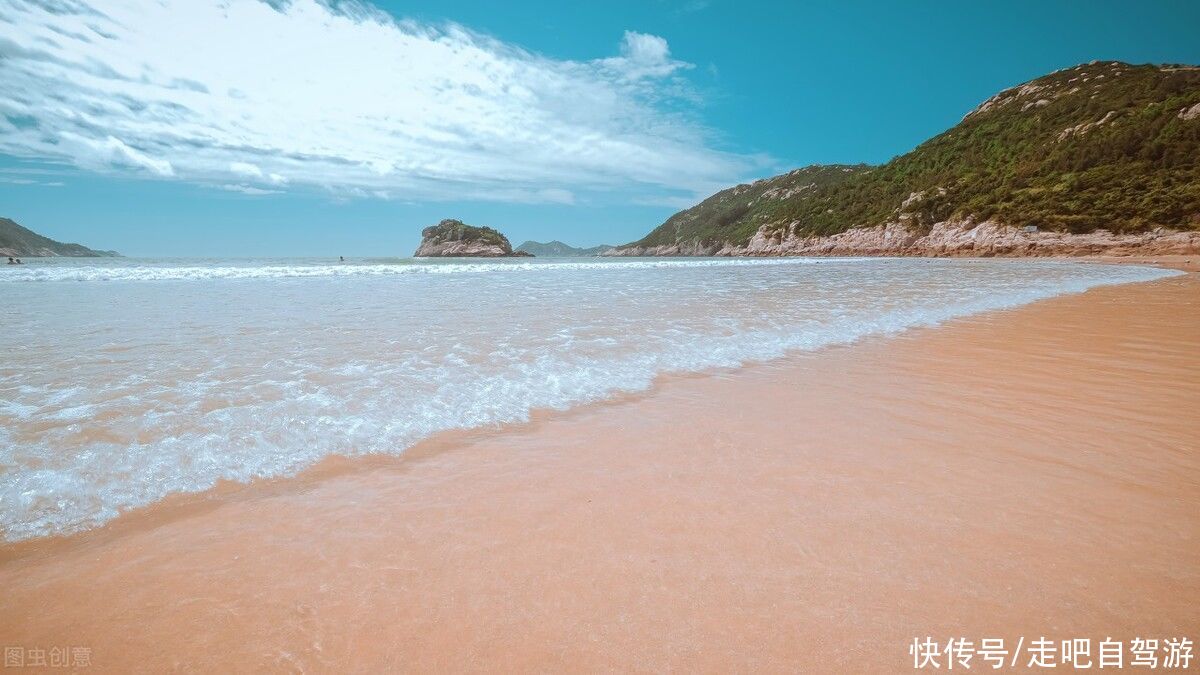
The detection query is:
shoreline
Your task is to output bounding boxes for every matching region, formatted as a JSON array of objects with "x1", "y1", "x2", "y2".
[
  {"x1": 1067, "y1": 253, "x2": 1200, "y2": 273},
  {"x1": 604, "y1": 221, "x2": 1200, "y2": 259},
  {"x1": 1, "y1": 264, "x2": 1197, "y2": 671},
  {"x1": 0, "y1": 258, "x2": 1187, "y2": 555}
]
